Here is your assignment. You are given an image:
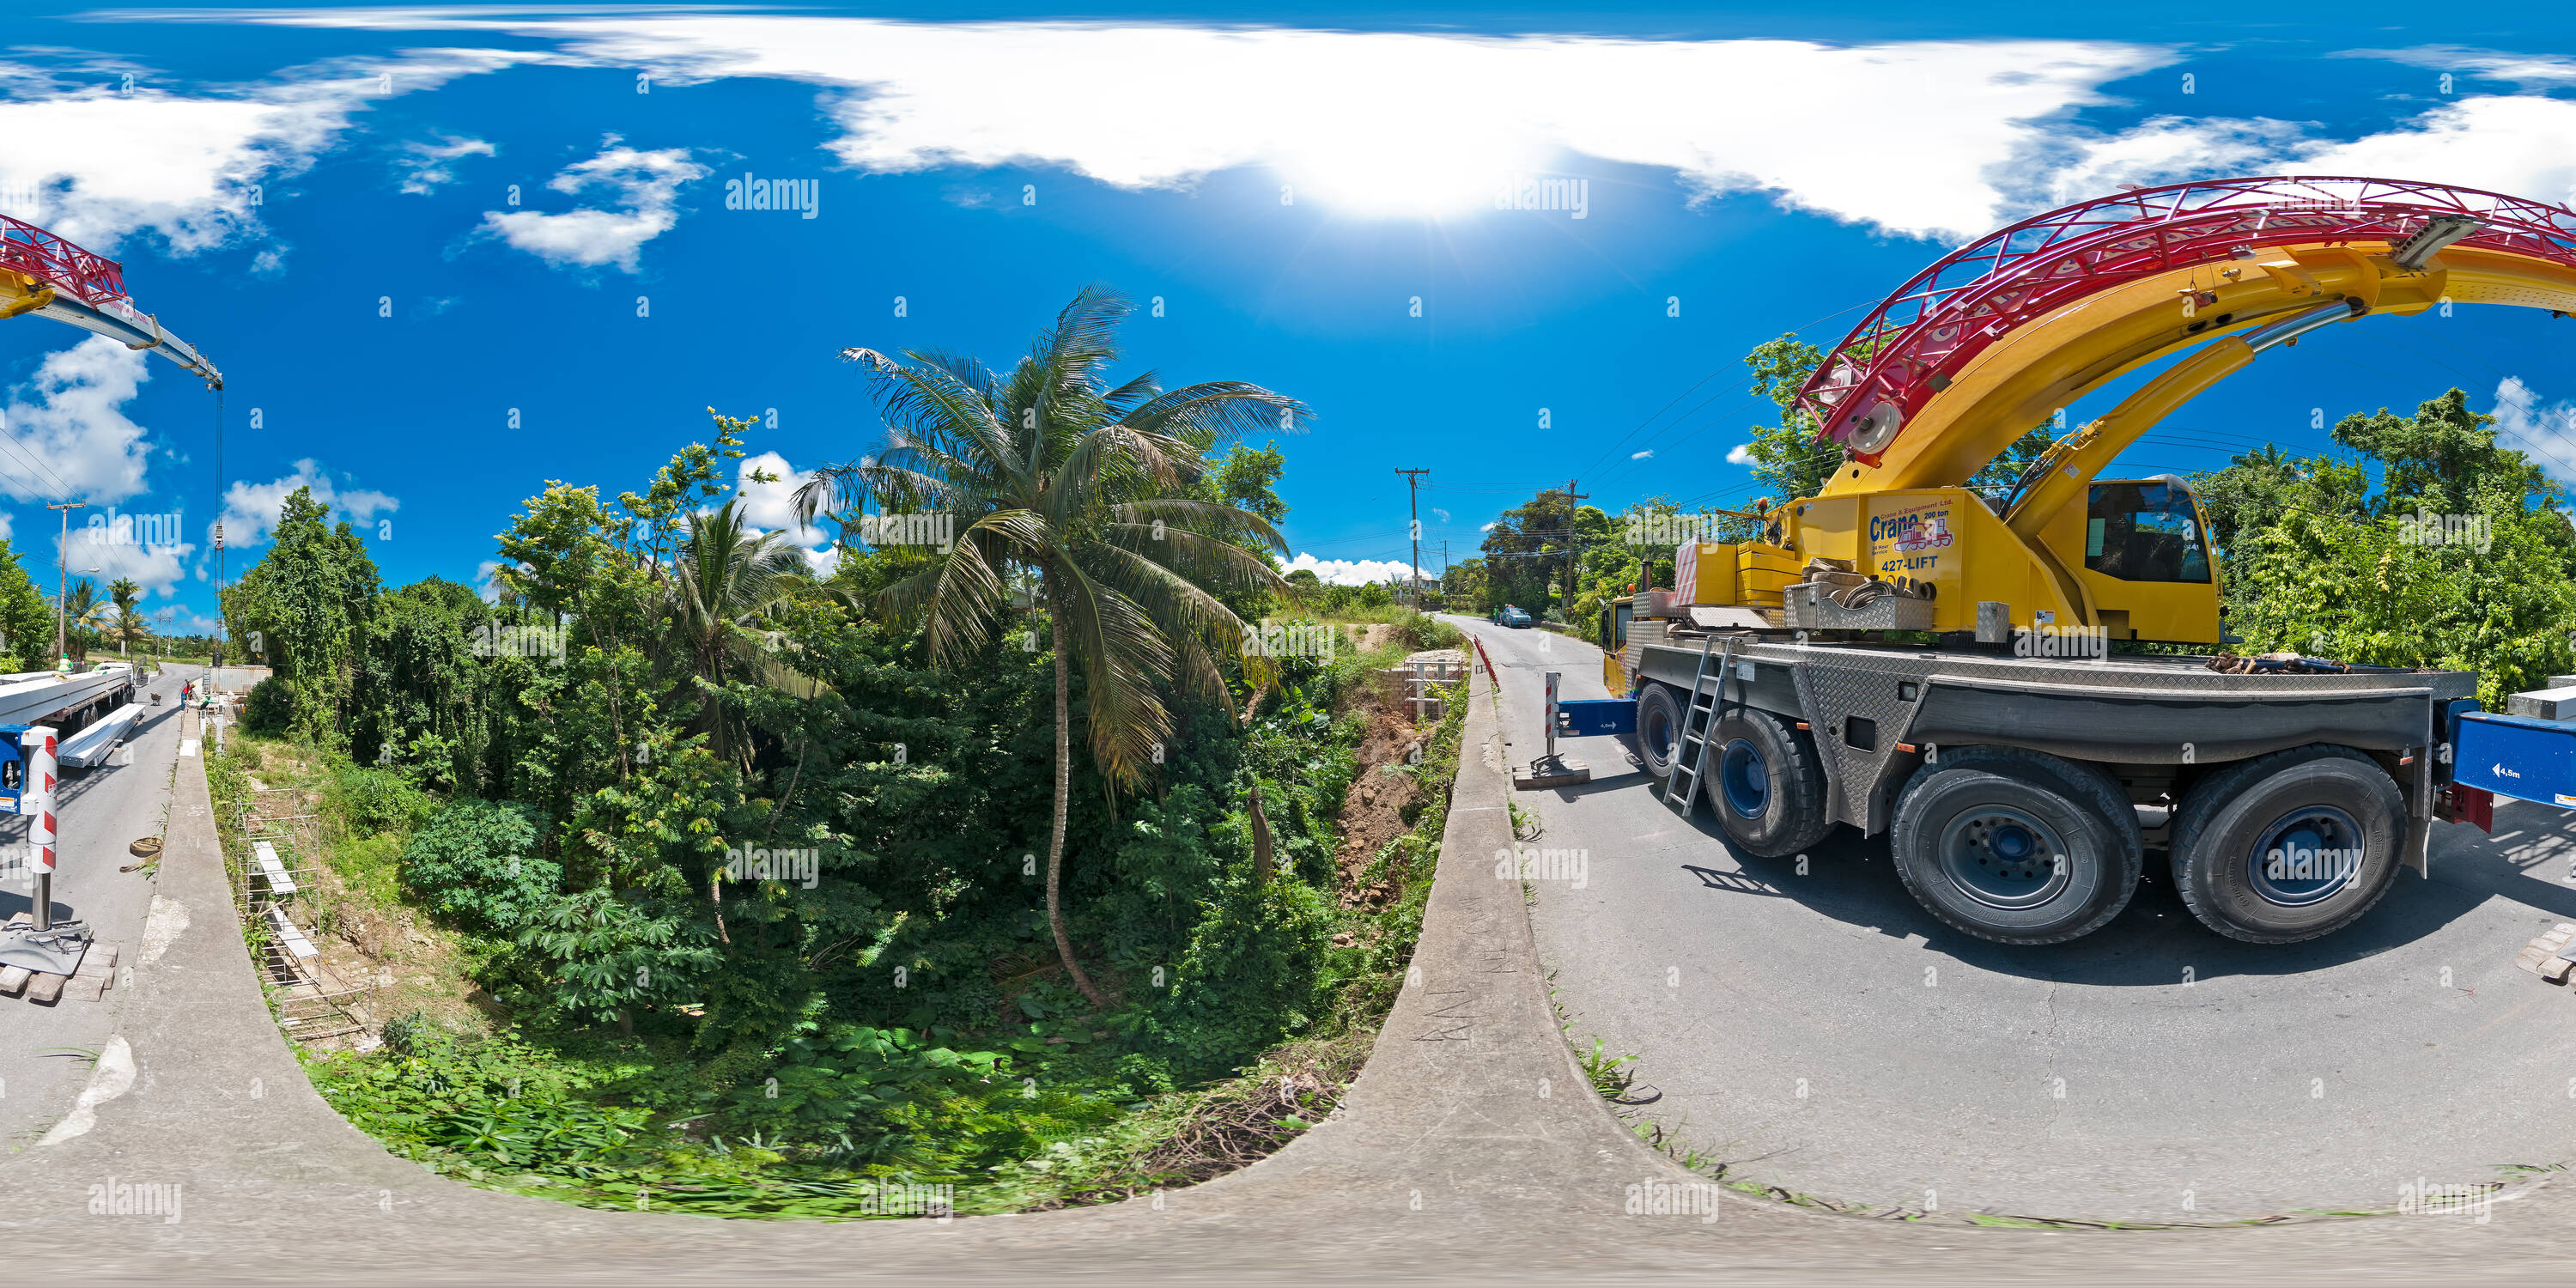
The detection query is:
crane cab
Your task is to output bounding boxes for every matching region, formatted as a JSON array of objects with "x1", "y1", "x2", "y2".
[{"x1": 2035, "y1": 474, "x2": 2222, "y2": 645}]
